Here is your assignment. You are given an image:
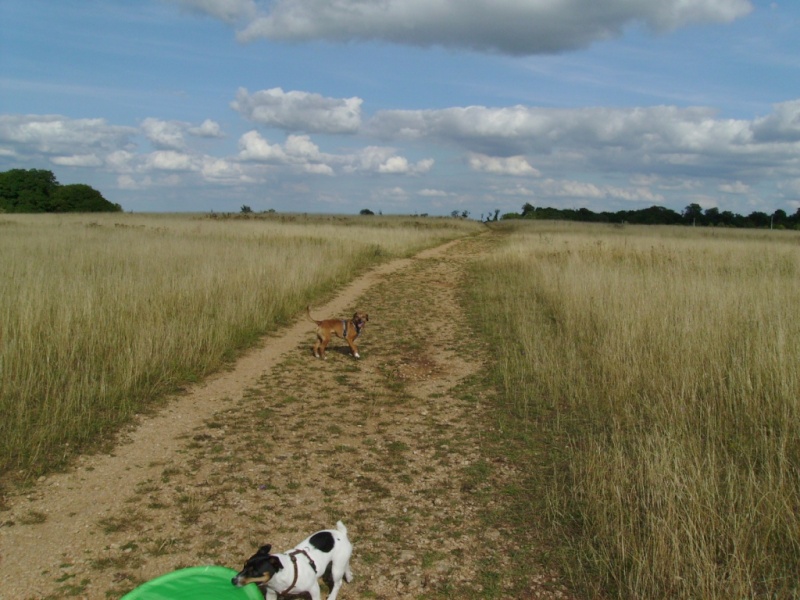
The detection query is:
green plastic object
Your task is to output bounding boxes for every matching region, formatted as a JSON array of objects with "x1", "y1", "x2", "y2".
[{"x1": 120, "y1": 565, "x2": 263, "y2": 599}]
